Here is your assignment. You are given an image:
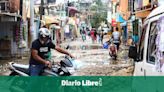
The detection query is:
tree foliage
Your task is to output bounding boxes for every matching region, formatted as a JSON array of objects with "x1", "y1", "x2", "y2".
[{"x1": 90, "y1": 0, "x2": 107, "y2": 28}]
